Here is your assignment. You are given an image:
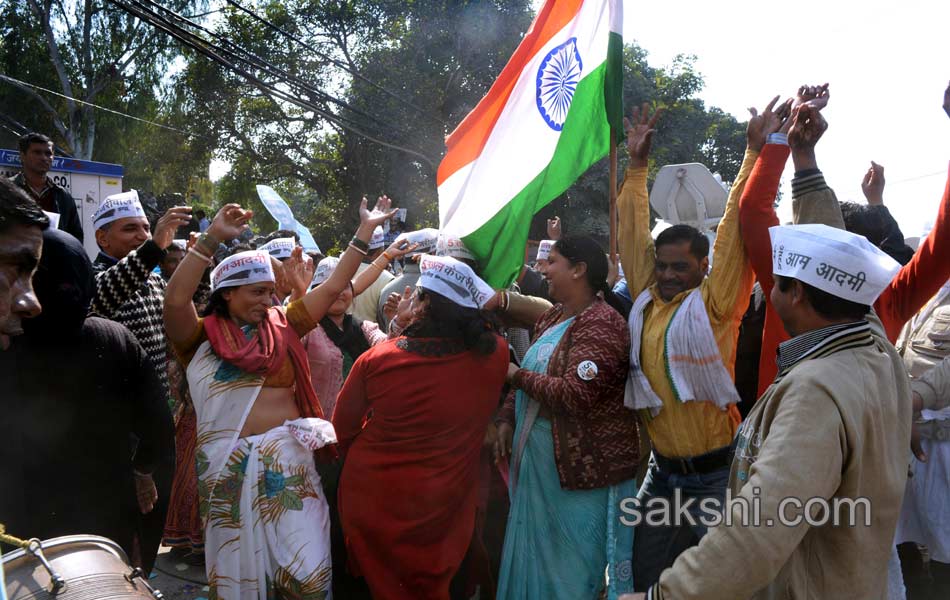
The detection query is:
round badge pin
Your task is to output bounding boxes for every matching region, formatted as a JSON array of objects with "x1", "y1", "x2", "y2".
[{"x1": 577, "y1": 360, "x2": 598, "y2": 381}]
